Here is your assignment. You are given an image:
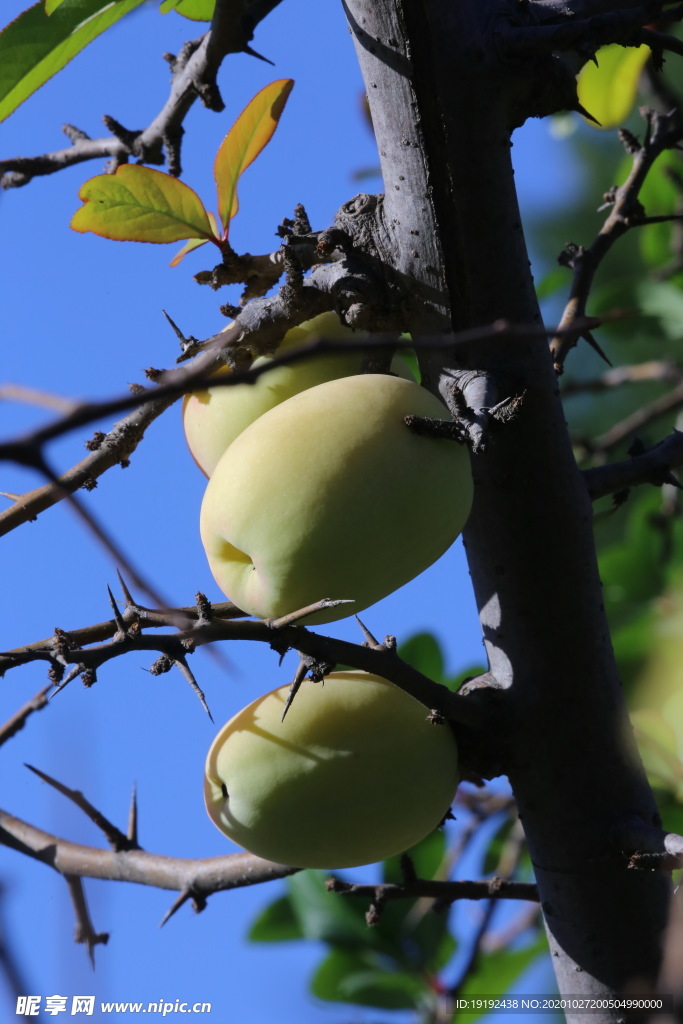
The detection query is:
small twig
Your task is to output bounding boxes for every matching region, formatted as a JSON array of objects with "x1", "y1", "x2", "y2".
[
  {"x1": 616, "y1": 818, "x2": 683, "y2": 871},
  {"x1": 326, "y1": 876, "x2": 538, "y2": 904},
  {"x1": 0, "y1": 382, "x2": 80, "y2": 414},
  {"x1": 0, "y1": 684, "x2": 53, "y2": 748},
  {"x1": 265, "y1": 598, "x2": 354, "y2": 628},
  {"x1": 562, "y1": 359, "x2": 682, "y2": 395},
  {"x1": 38, "y1": 455, "x2": 174, "y2": 611},
  {"x1": 64, "y1": 875, "x2": 109, "y2": 966},
  {"x1": 590, "y1": 380, "x2": 683, "y2": 452}
]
